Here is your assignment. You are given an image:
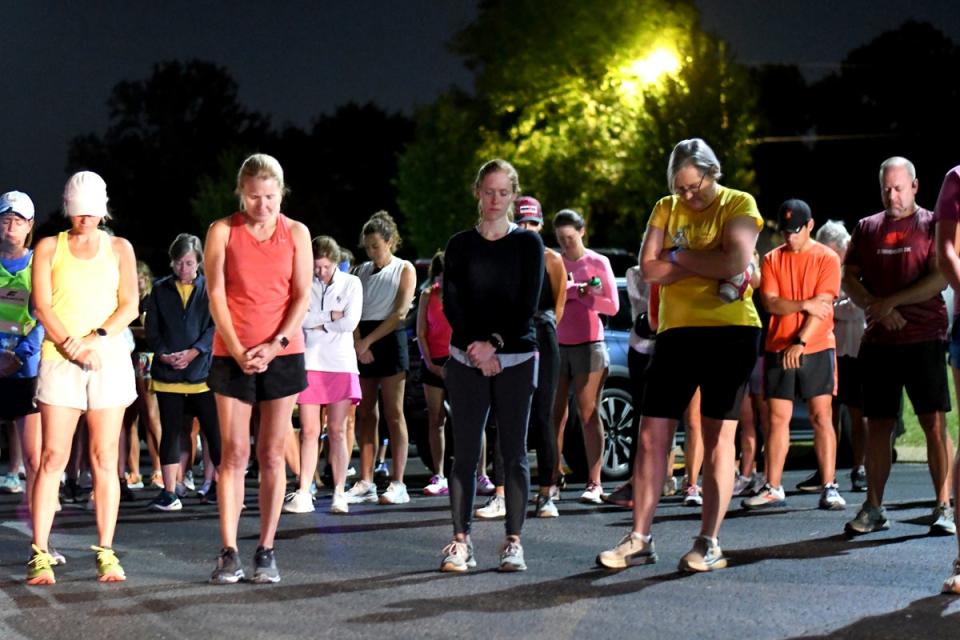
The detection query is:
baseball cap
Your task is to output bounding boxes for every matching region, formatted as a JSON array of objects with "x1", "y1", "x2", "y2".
[
  {"x1": 0, "y1": 191, "x2": 36, "y2": 220},
  {"x1": 514, "y1": 196, "x2": 543, "y2": 224},
  {"x1": 63, "y1": 171, "x2": 109, "y2": 217},
  {"x1": 778, "y1": 198, "x2": 812, "y2": 233}
]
